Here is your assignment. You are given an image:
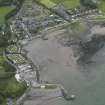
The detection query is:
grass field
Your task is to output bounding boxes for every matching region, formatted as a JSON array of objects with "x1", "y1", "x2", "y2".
[
  {"x1": 97, "y1": 0, "x2": 105, "y2": 12},
  {"x1": 40, "y1": 0, "x2": 56, "y2": 8},
  {"x1": 52, "y1": 0, "x2": 80, "y2": 9},
  {"x1": 40, "y1": 0, "x2": 105, "y2": 12},
  {"x1": 0, "y1": 6, "x2": 15, "y2": 24},
  {"x1": 40, "y1": 0, "x2": 80, "y2": 9}
]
